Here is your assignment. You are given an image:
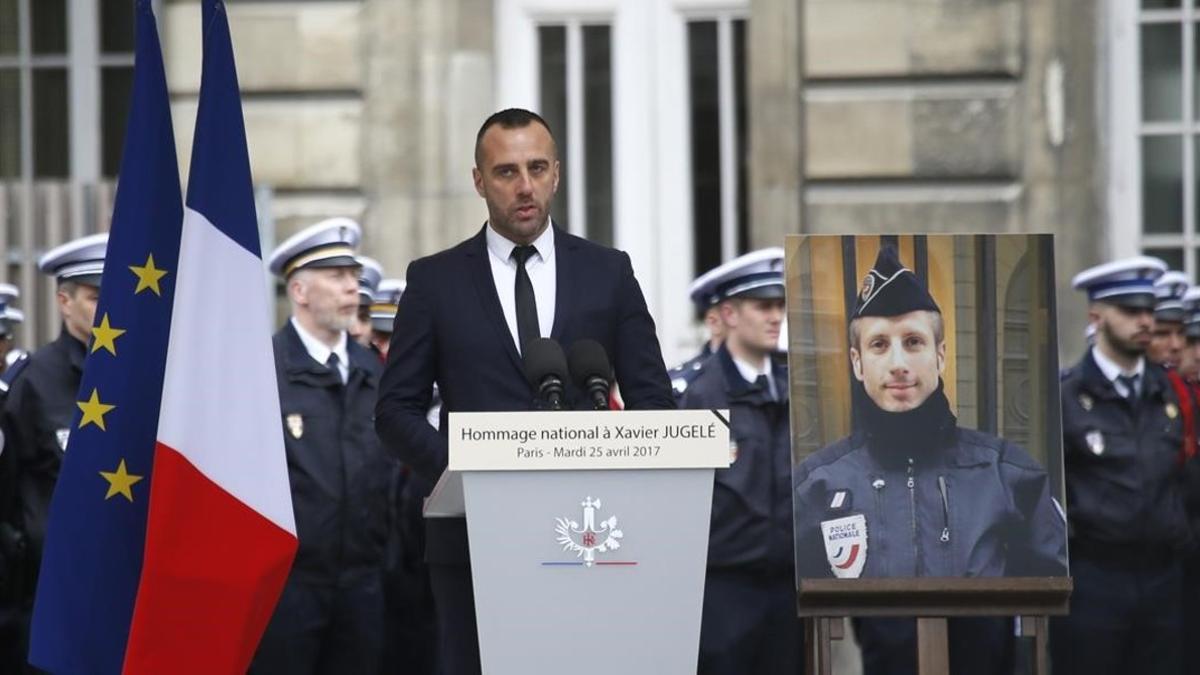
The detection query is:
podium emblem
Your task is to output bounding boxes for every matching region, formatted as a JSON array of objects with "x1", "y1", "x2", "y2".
[
  {"x1": 554, "y1": 497, "x2": 625, "y2": 567},
  {"x1": 820, "y1": 514, "x2": 868, "y2": 578}
]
